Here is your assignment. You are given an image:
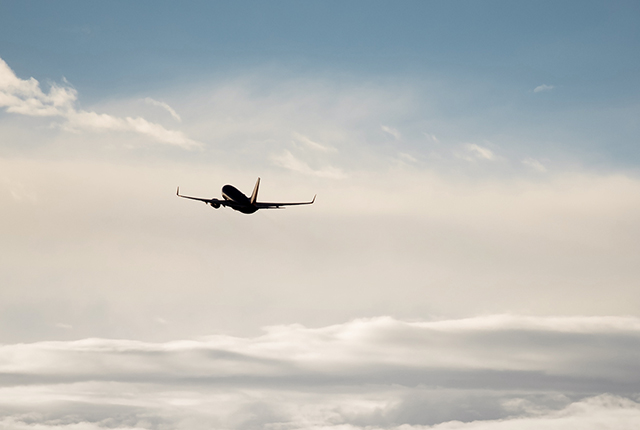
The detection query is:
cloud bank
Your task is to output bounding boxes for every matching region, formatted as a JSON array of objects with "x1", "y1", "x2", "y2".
[
  {"x1": 0, "y1": 57, "x2": 199, "y2": 148},
  {"x1": 0, "y1": 316, "x2": 639, "y2": 429},
  {"x1": 3, "y1": 315, "x2": 640, "y2": 388}
]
